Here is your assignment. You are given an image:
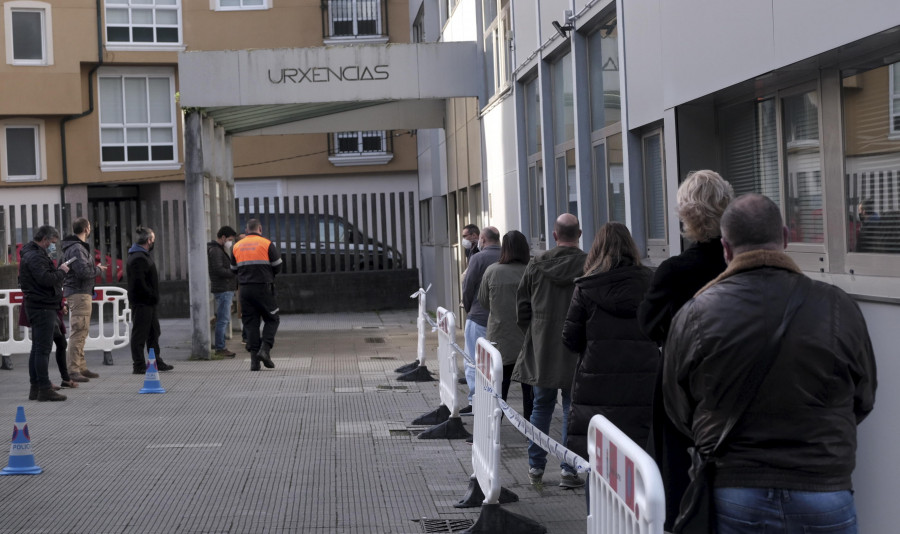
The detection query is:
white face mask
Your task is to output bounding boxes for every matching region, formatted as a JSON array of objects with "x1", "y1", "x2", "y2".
[
  {"x1": 461, "y1": 239, "x2": 473, "y2": 250},
  {"x1": 225, "y1": 240, "x2": 234, "y2": 252}
]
